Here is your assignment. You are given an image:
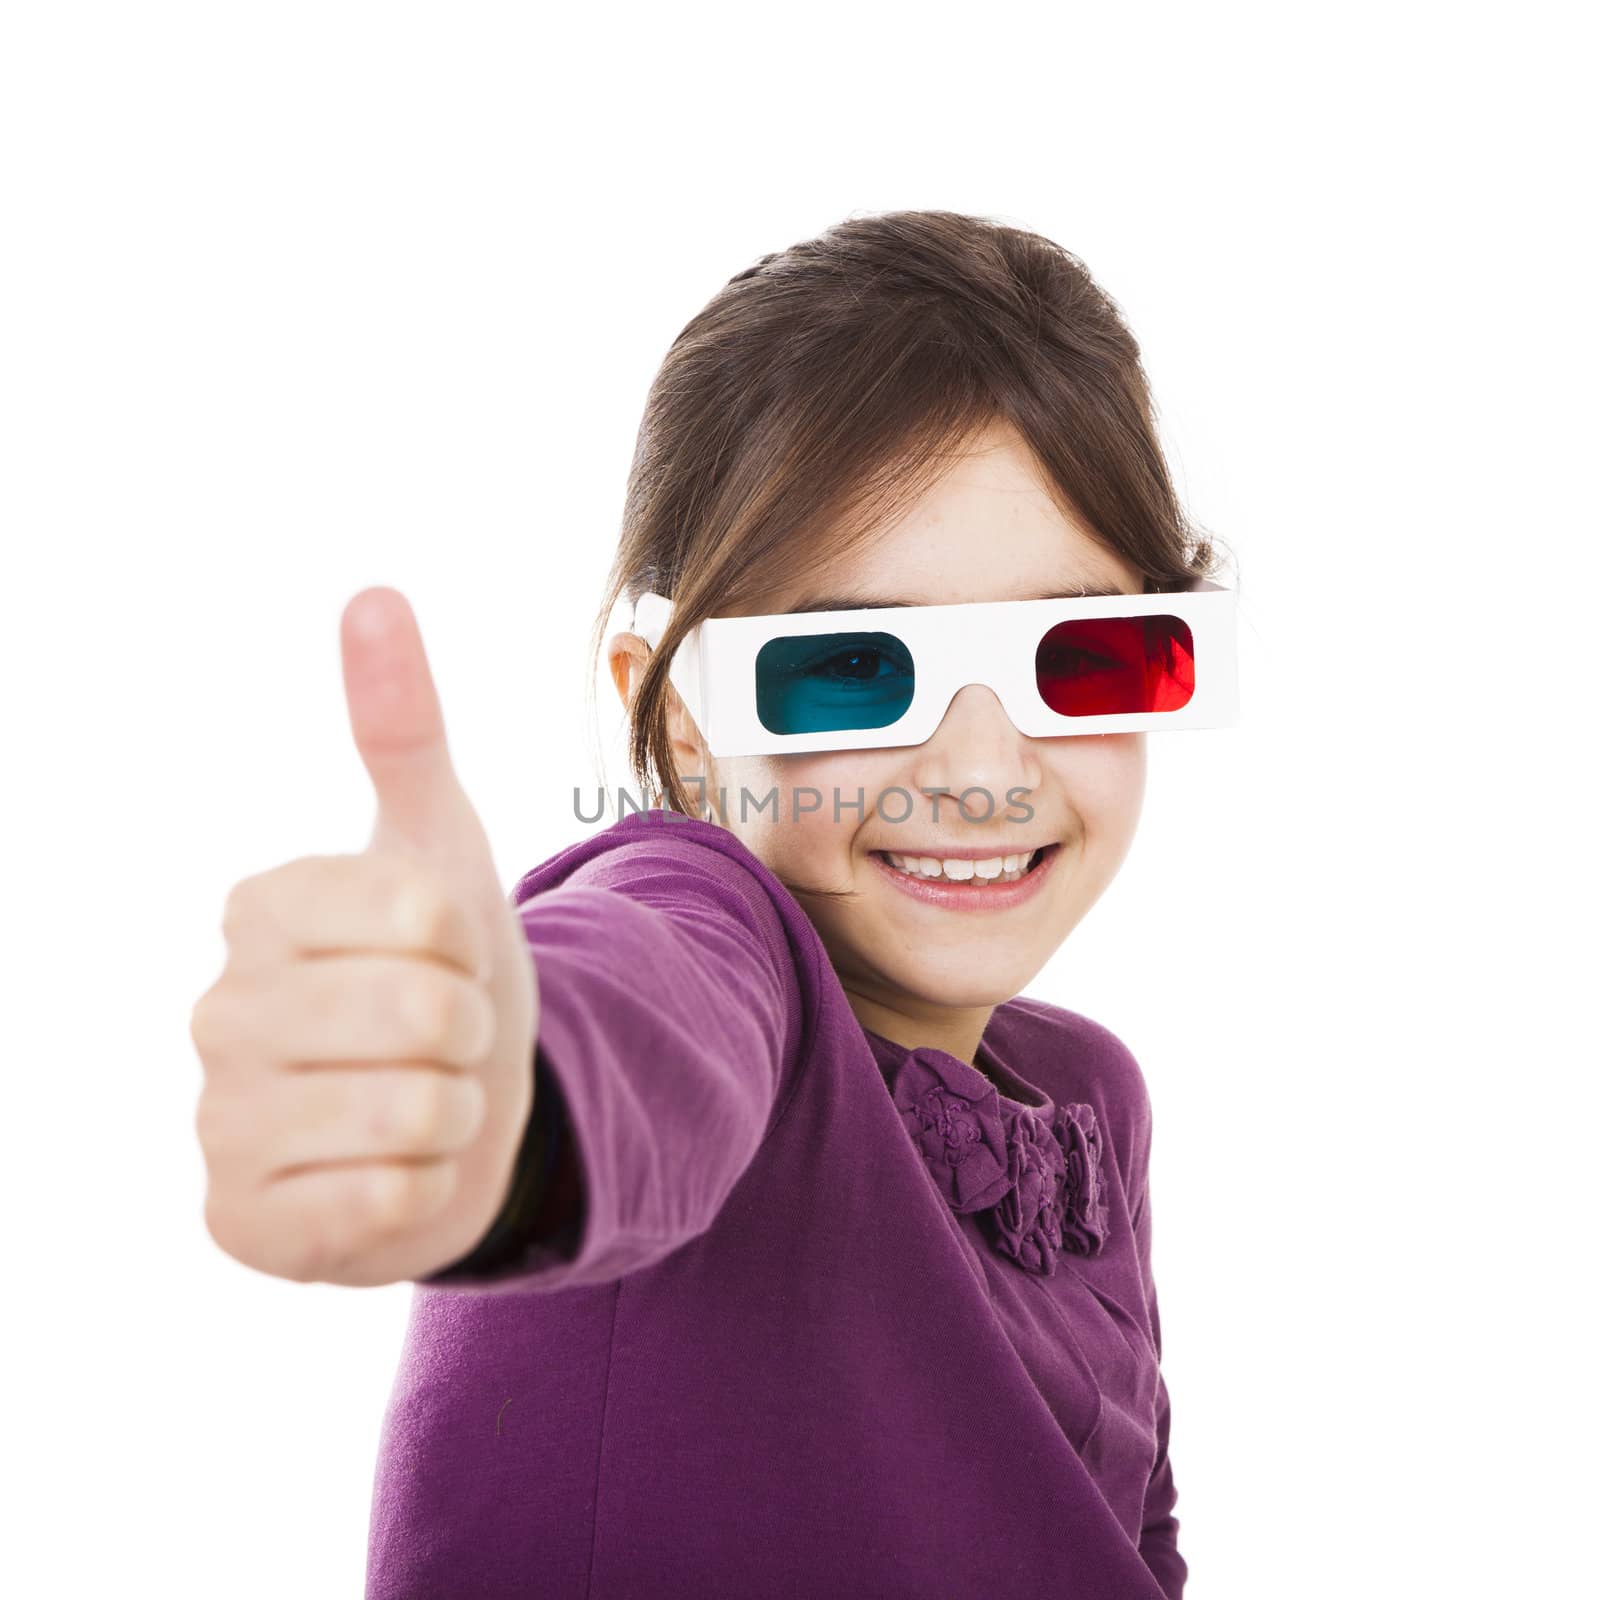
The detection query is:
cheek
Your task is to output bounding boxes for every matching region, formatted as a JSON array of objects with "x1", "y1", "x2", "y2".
[
  {"x1": 713, "y1": 752, "x2": 868, "y2": 867},
  {"x1": 1045, "y1": 734, "x2": 1147, "y2": 843},
  {"x1": 786, "y1": 752, "x2": 876, "y2": 858}
]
